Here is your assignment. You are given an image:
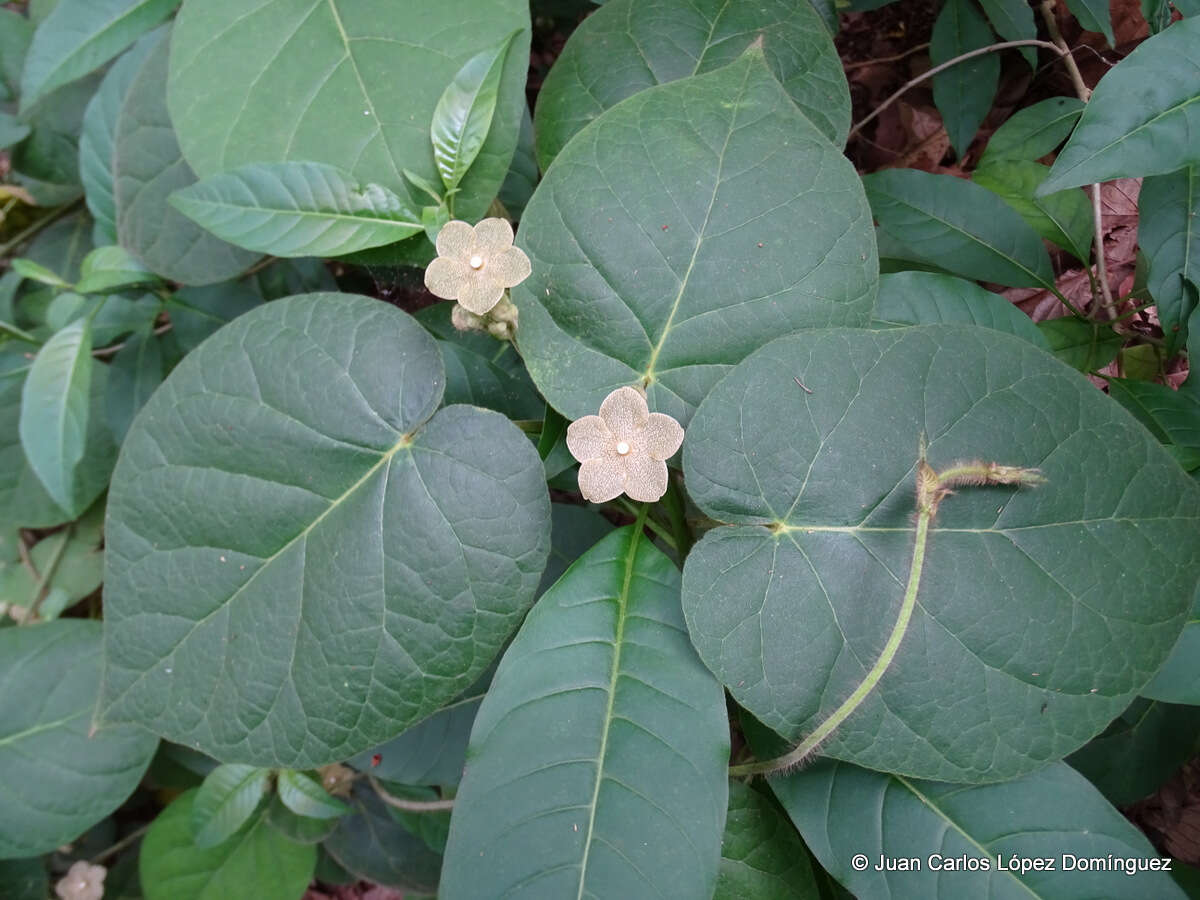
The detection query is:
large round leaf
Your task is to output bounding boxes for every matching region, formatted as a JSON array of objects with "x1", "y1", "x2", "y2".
[
  {"x1": 682, "y1": 325, "x2": 1200, "y2": 782},
  {"x1": 512, "y1": 47, "x2": 876, "y2": 427},
  {"x1": 98, "y1": 293, "x2": 551, "y2": 767},
  {"x1": 0, "y1": 621, "x2": 157, "y2": 858},
  {"x1": 167, "y1": 0, "x2": 529, "y2": 222},
  {"x1": 533, "y1": 0, "x2": 850, "y2": 167},
  {"x1": 114, "y1": 31, "x2": 260, "y2": 285},
  {"x1": 767, "y1": 757, "x2": 1185, "y2": 899},
  {"x1": 441, "y1": 526, "x2": 730, "y2": 899}
]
